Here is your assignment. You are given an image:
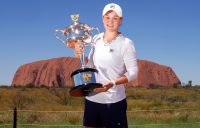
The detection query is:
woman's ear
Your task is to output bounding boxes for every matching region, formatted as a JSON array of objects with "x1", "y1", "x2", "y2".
[{"x1": 119, "y1": 18, "x2": 123, "y2": 26}]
